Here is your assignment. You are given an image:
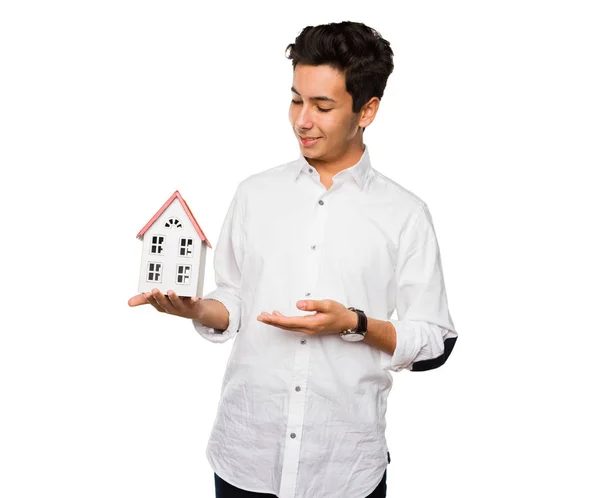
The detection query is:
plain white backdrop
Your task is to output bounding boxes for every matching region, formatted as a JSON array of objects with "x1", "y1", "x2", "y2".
[{"x1": 1, "y1": 1, "x2": 598, "y2": 496}]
